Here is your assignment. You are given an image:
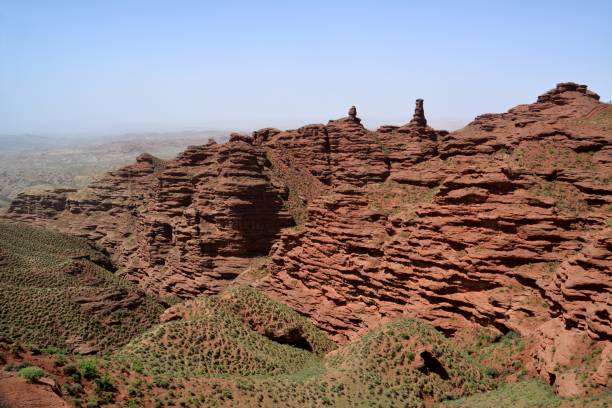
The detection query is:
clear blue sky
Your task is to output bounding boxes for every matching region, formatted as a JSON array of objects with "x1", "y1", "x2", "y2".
[{"x1": 1, "y1": 0, "x2": 610, "y2": 135}]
